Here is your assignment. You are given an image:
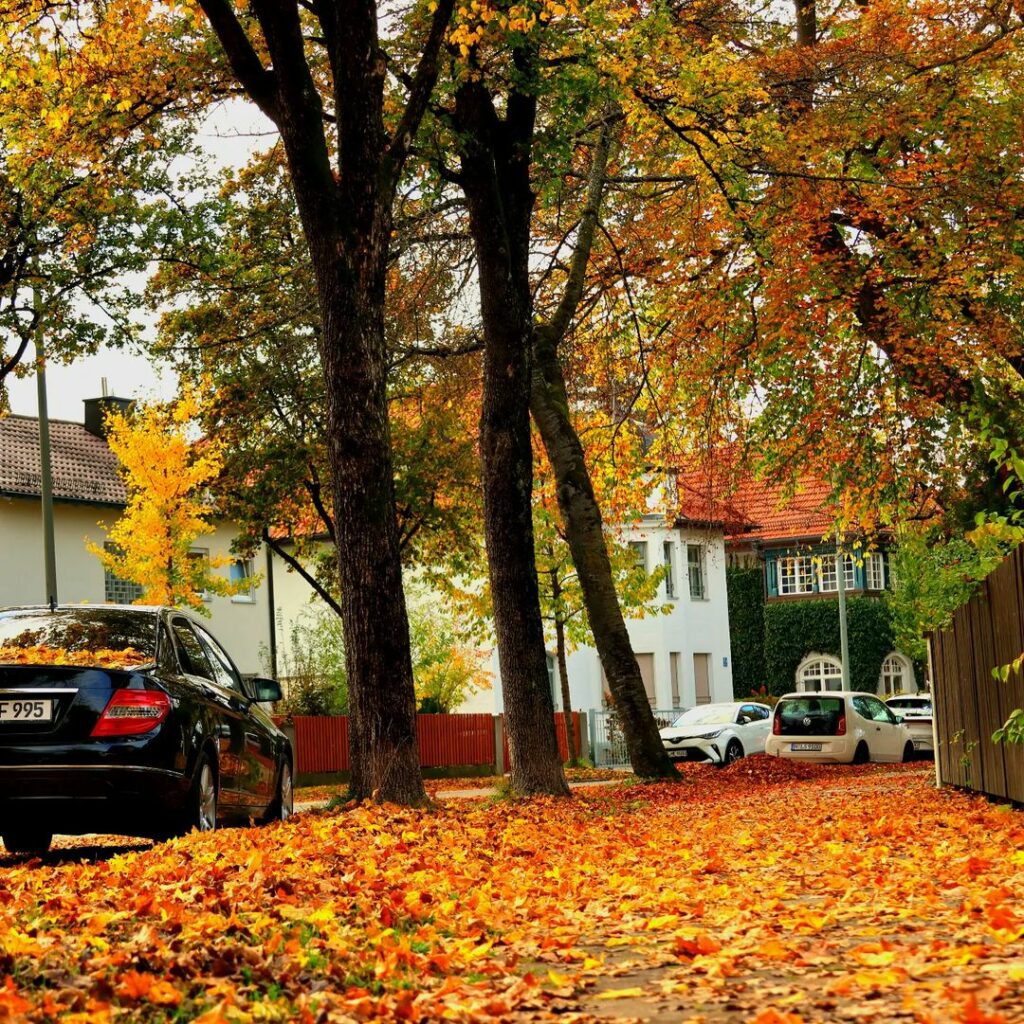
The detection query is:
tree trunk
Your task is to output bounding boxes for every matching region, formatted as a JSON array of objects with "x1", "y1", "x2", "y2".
[
  {"x1": 196, "y1": 0, "x2": 455, "y2": 806},
  {"x1": 549, "y1": 565, "x2": 579, "y2": 765},
  {"x1": 531, "y1": 332, "x2": 680, "y2": 780},
  {"x1": 455, "y1": 74, "x2": 569, "y2": 797}
]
